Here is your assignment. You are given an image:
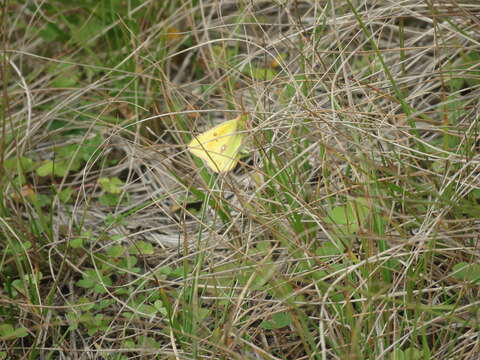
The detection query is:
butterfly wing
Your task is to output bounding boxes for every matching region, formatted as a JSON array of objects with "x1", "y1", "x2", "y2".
[{"x1": 188, "y1": 117, "x2": 244, "y2": 173}]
